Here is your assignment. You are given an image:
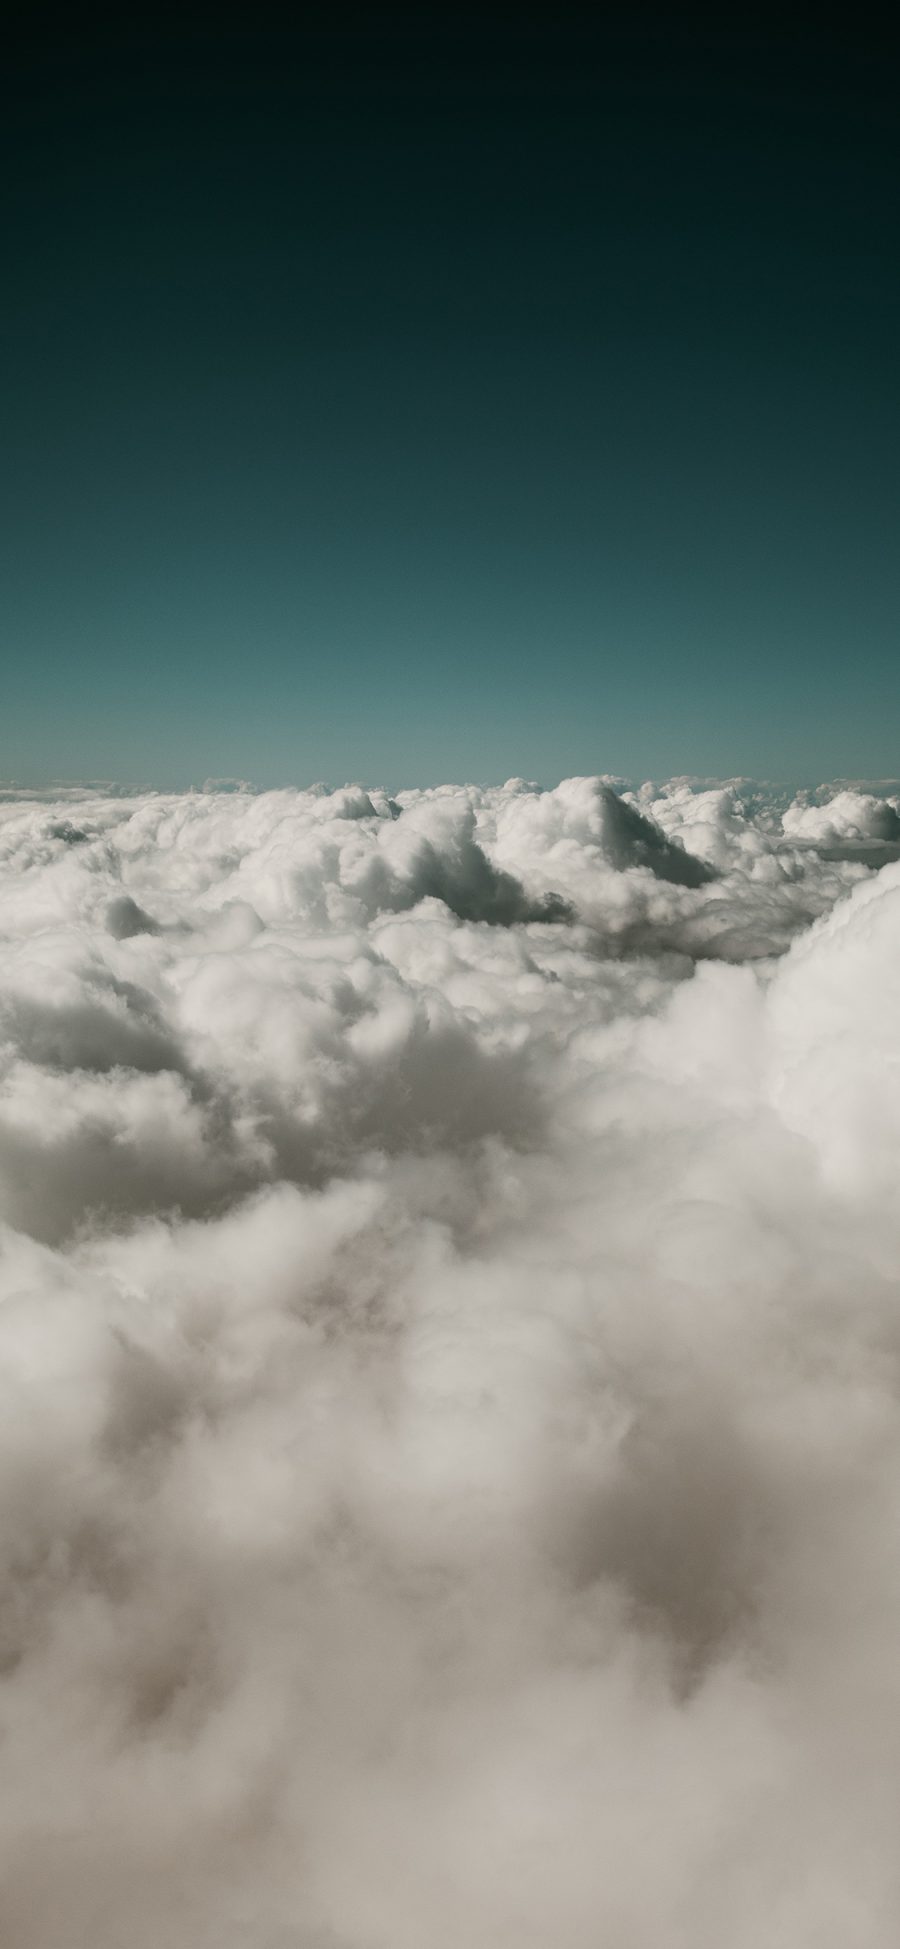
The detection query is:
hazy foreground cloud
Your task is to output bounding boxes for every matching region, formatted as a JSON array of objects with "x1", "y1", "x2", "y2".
[{"x1": 1, "y1": 776, "x2": 900, "y2": 1946}]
